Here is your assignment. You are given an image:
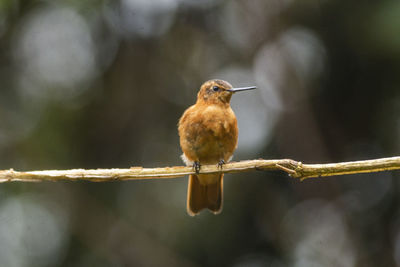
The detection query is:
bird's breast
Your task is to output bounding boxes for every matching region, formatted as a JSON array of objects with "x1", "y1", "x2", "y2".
[{"x1": 178, "y1": 104, "x2": 238, "y2": 164}]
